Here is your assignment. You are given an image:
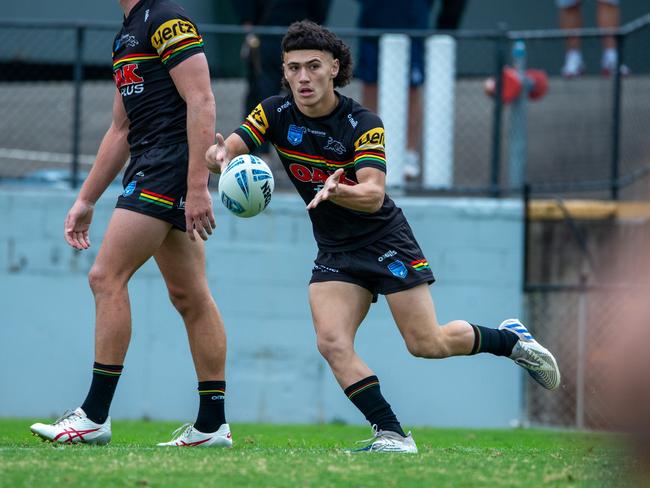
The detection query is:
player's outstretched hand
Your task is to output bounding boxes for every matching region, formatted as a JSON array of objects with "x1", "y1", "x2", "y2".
[
  {"x1": 185, "y1": 188, "x2": 217, "y2": 242},
  {"x1": 307, "y1": 168, "x2": 344, "y2": 210},
  {"x1": 64, "y1": 200, "x2": 94, "y2": 250},
  {"x1": 205, "y1": 133, "x2": 229, "y2": 174}
]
